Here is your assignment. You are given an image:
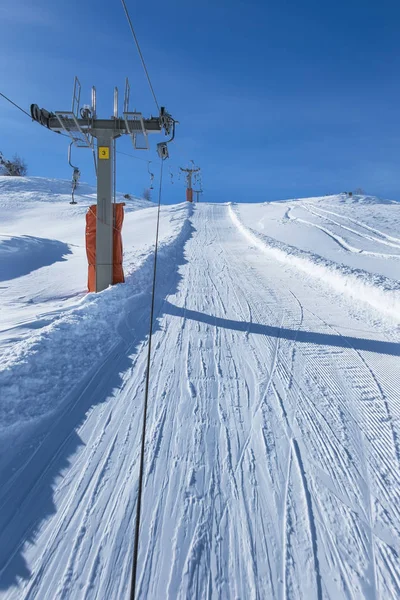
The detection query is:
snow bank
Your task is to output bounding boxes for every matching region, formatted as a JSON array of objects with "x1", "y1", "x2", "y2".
[
  {"x1": 0, "y1": 176, "x2": 172, "y2": 348},
  {"x1": 0, "y1": 203, "x2": 193, "y2": 438},
  {"x1": 229, "y1": 204, "x2": 400, "y2": 321}
]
